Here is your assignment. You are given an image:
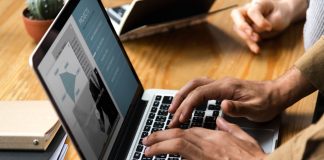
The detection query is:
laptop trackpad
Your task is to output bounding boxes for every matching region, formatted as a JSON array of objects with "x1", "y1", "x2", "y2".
[
  {"x1": 242, "y1": 127, "x2": 276, "y2": 153},
  {"x1": 224, "y1": 116, "x2": 279, "y2": 153}
]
